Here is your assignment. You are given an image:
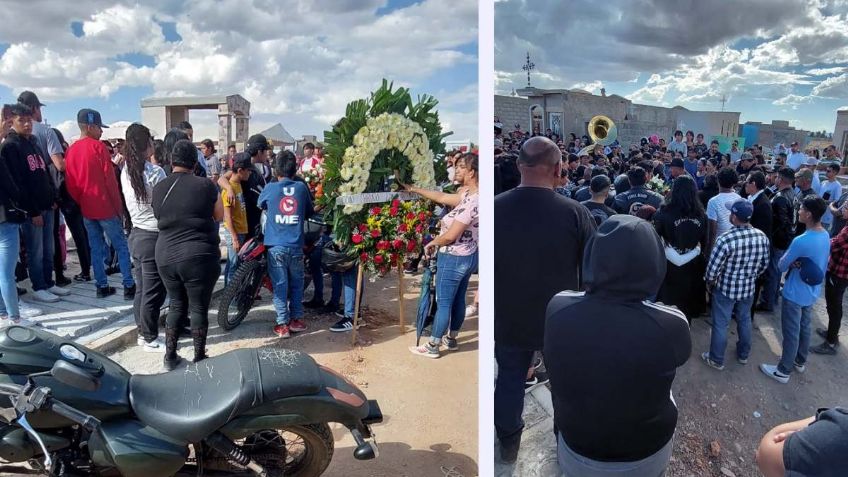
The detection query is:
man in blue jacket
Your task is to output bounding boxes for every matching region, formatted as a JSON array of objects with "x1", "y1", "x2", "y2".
[{"x1": 258, "y1": 150, "x2": 314, "y2": 339}]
